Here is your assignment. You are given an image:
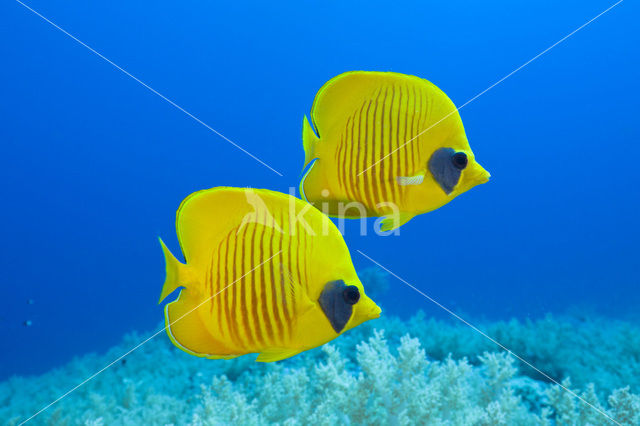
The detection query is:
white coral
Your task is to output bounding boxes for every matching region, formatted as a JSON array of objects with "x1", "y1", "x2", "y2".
[{"x1": 2, "y1": 315, "x2": 639, "y2": 425}]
